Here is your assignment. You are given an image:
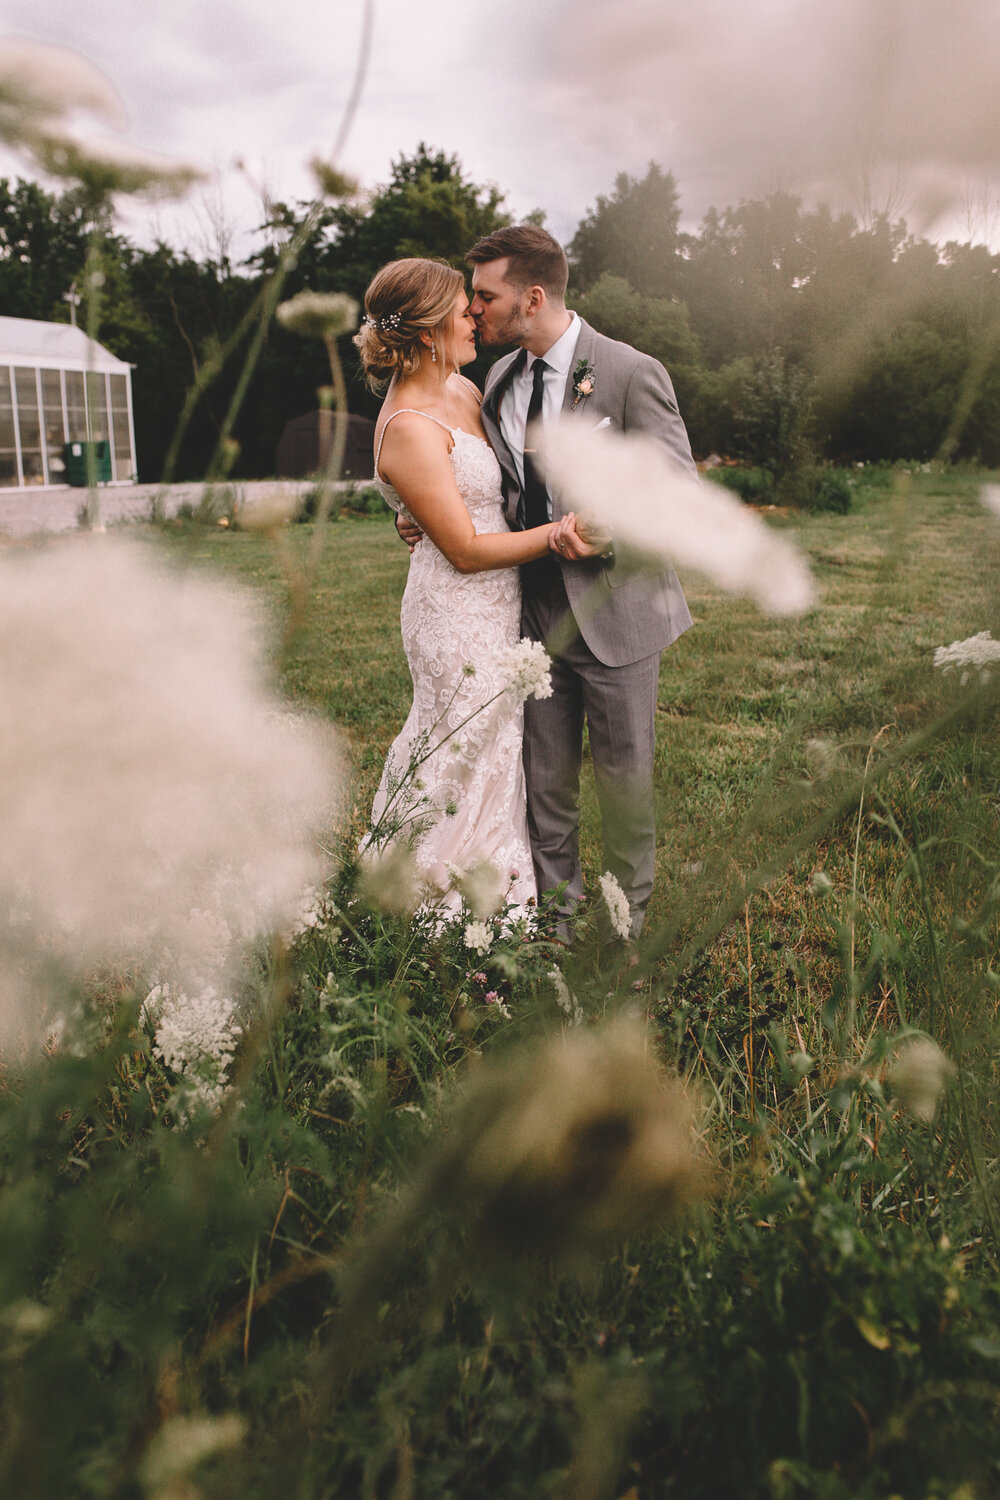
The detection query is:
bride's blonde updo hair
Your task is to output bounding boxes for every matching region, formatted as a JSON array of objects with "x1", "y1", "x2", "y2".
[{"x1": 354, "y1": 258, "x2": 465, "y2": 391}]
